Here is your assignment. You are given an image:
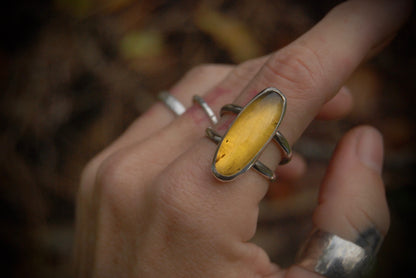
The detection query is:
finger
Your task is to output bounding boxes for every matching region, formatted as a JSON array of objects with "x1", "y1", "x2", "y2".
[
  {"x1": 91, "y1": 56, "x2": 270, "y2": 177},
  {"x1": 78, "y1": 58, "x2": 271, "y2": 259},
  {"x1": 94, "y1": 55, "x2": 271, "y2": 162},
  {"x1": 285, "y1": 126, "x2": 388, "y2": 278},
  {"x1": 156, "y1": 0, "x2": 410, "y2": 241},
  {"x1": 230, "y1": 0, "x2": 411, "y2": 142},
  {"x1": 275, "y1": 152, "x2": 307, "y2": 182},
  {"x1": 314, "y1": 126, "x2": 388, "y2": 238},
  {"x1": 74, "y1": 64, "x2": 233, "y2": 274},
  {"x1": 81, "y1": 64, "x2": 233, "y2": 183},
  {"x1": 82, "y1": 57, "x2": 271, "y2": 226},
  {"x1": 121, "y1": 64, "x2": 233, "y2": 143},
  {"x1": 266, "y1": 153, "x2": 307, "y2": 200},
  {"x1": 315, "y1": 86, "x2": 353, "y2": 120},
  {"x1": 127, "y1": 55, "x2": 269, "y2": 139}
]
